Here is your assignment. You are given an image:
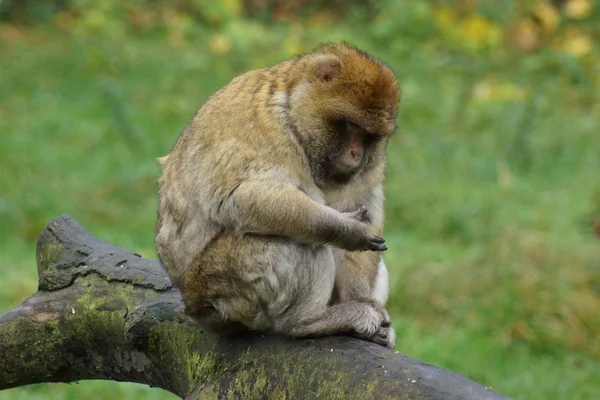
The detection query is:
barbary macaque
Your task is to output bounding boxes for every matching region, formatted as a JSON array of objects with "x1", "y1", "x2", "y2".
[{"x1": 156, "y1": 42, "x2": 399, "y2": 348}]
